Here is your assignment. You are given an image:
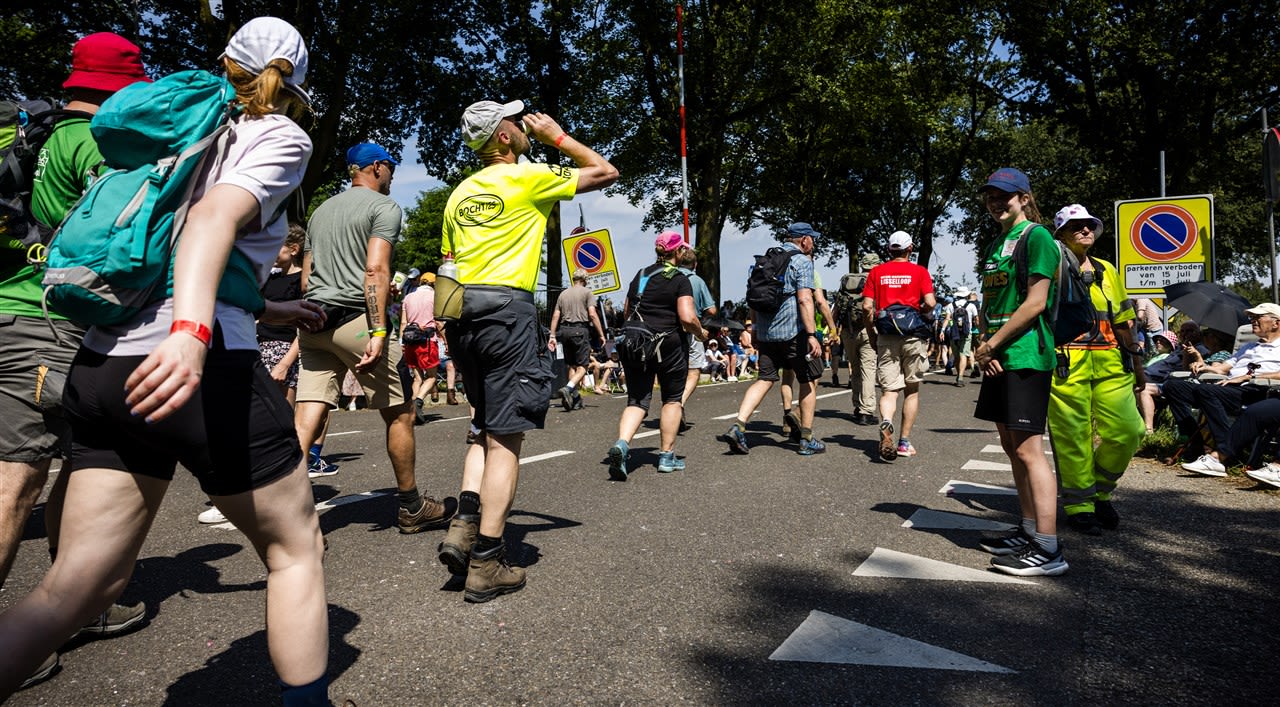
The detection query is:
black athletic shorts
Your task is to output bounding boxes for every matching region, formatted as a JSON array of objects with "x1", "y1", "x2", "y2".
[
  {"x1": 620, "y1": 331, "x2": 686, "y2": 412},
  {"x1": 447, "y1": 293, "x2": 553, "y2": 435},
  {"x1": 975, "y1": 367, "x2": 1052, "y2": 434},
  {"x1": 64, "y1": 346, "x2": 302, "y2": 496},
  {"x1": 557, "y1": 324, "x2": 592, "y2": 368},
  {"x1": 755, "y1": 335, "x2": 823, "y2": 383}
]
